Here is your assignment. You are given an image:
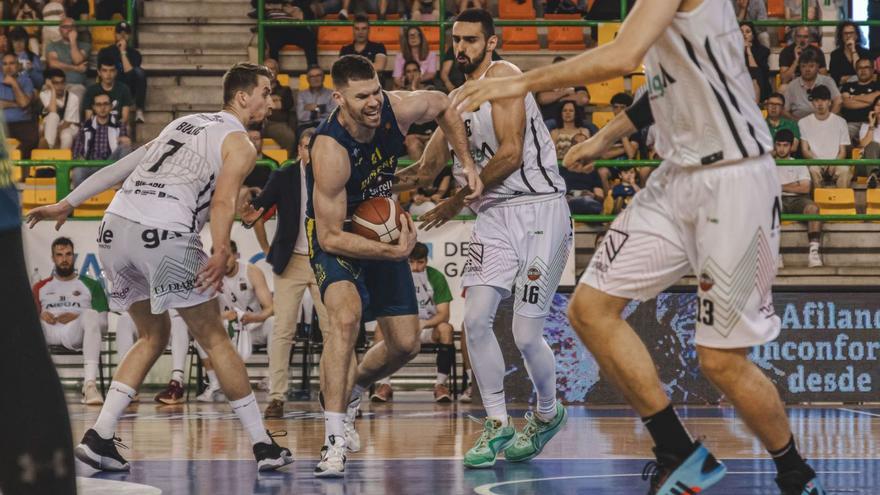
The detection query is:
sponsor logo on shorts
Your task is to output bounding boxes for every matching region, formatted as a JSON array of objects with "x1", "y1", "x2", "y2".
[
  {"x1": 603, "y1": 229, "x2": 629, "y2": 263},
  {"x1": 153, "y1": 279, "x2": 197, "y2": 297},
  {"x1": 110, "y1": 286, "x2": 131, "y2": 299},
  {"x1": 592, "y1": 260, "x2": 609, "y2": 273},
  {"x1": 314, "y1": 264, "x2": 326, "y2": 287},
  {"x1": 463, "y1": 242, "x2": 484, "y2": 275},
  {"x1": 699, "y1": 272, "x2": 715, "y2": 292},
  {"x1": 527, "y1": 266, "x2": 541, "y2": 281}
]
